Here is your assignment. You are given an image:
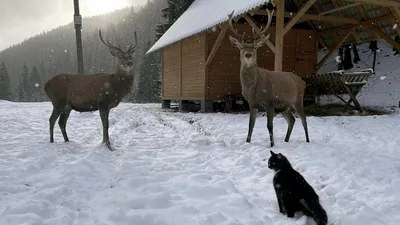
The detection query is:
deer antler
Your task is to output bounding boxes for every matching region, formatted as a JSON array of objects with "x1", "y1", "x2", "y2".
[
  {"x1": 228, "y1": 10, "x2": 246, "y2": 40},
  {"x1": 98, "y1": 30, "x2": 123, "y2": 54},
  {"x1": 254, "y1": 9, "x2": 274, "y2": 41},
  {"x1": 126, "y1": 31, "x2": 138, "y2": 54}
]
